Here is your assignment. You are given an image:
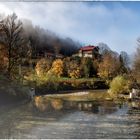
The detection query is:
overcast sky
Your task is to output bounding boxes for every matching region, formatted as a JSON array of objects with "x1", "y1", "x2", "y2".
[{"x1": 0, "y1": 2, "x2": 140, "y2": 54}]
